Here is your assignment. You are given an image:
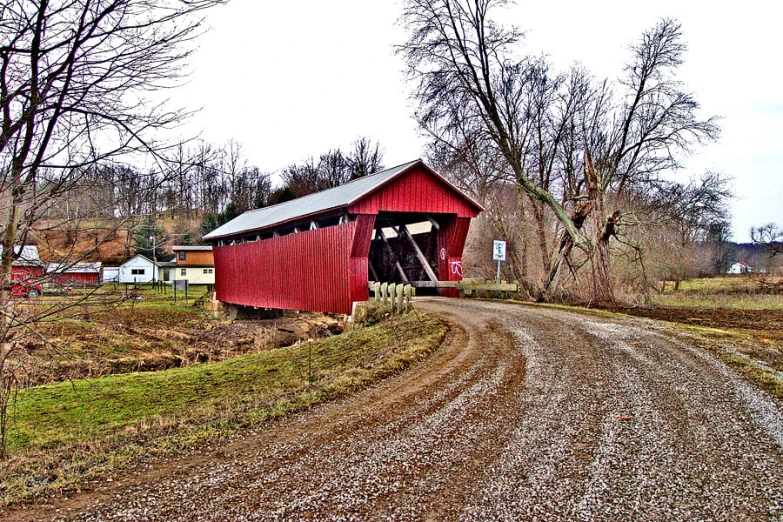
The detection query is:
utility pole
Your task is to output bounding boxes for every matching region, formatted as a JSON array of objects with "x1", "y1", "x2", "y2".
[{"x1": 149, "y1": 235, "x2": 156, "y2": 285}]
